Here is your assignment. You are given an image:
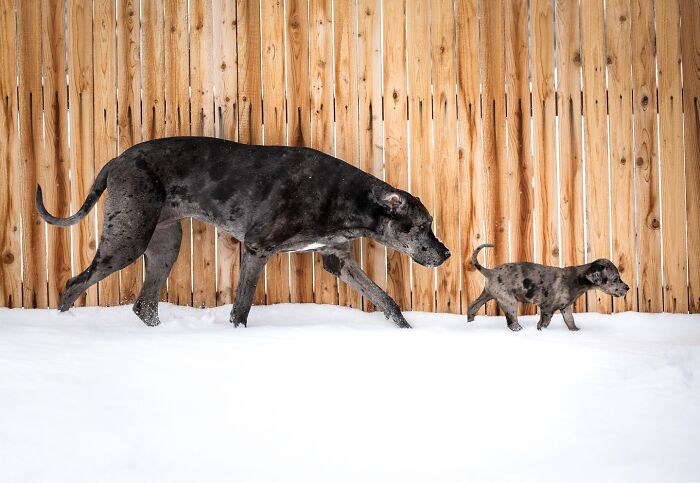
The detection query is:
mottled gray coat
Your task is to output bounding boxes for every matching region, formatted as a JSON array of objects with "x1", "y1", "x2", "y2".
[
  {"x1": 37, "y1": 137, "x2": 450, "y2": 328},
  {"x1": 467, "y1": 244, "x2": 629, "y2": 331}
]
